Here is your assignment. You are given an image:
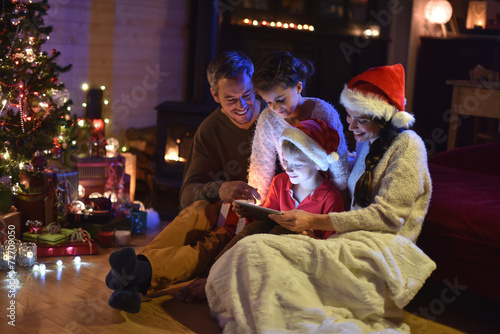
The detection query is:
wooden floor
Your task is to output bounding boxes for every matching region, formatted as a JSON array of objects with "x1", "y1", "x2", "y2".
[{"x1": 0, "y1": 222, "x2": 484, "y2": 334}]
